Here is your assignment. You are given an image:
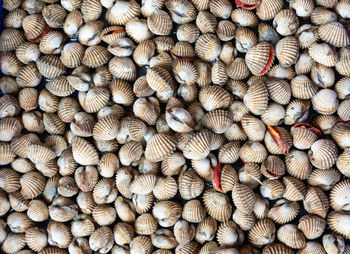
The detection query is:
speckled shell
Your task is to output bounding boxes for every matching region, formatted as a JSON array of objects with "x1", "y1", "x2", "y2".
[
  {"x1": 248, "y1": 219, "x2": 276, "y2": 247},
  {"x1": 203, "y1": 189, "x2": 232, "y2": 222}
]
